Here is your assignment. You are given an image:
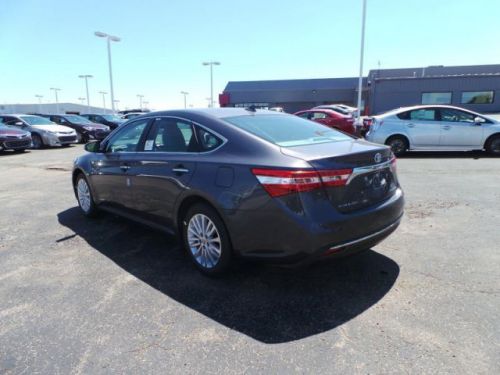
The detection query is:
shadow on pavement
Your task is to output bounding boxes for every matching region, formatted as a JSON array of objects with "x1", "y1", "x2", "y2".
[{"x1": 58, "y1": 207, "x2": 400, "y2": 344}]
